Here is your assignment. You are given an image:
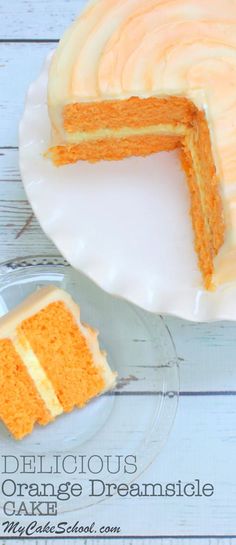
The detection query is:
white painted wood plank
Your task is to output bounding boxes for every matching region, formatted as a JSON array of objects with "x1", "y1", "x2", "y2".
[
  {"x1": 0, "y1": 0, "x2": 87, "y2": 39},
  {"x1": 164, "y1": 316, "x2": 236, "y2": 393},
  {"x1": 0, "y1": 148, "x2": 21, "y2": 183},
  {"x1": 0, "y1": 148, "x2": 57, "y2": 259},
  {"x1": 0, "y1": 43, "x2": 53, "y2": 147},
  {"x1": 0, "y1": 202, "x2": 57, "y2": 260},
  {"x1": 0, "y1": 396, "x2": 236, "y2": 538}
]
